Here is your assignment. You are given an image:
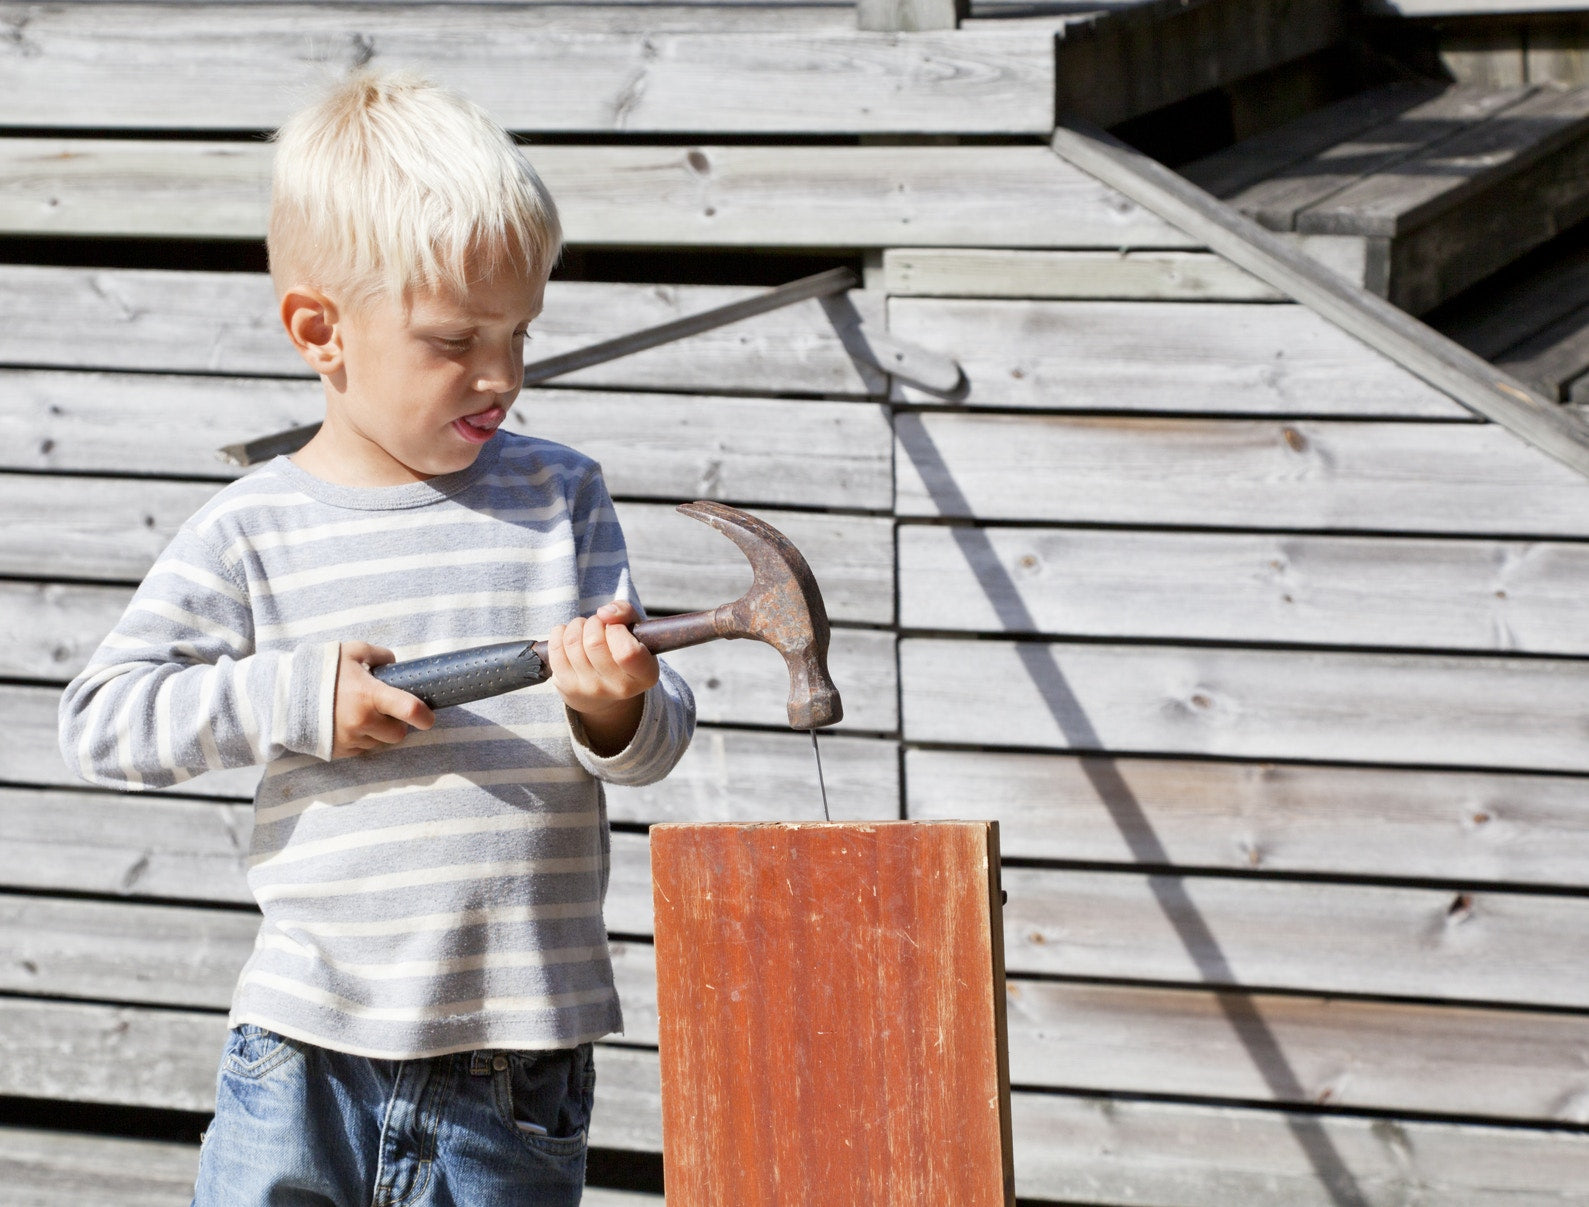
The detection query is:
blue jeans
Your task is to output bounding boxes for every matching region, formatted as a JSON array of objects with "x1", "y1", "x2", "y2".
[{"x1": 191, "y1": 1024, "x2": 595, "y2": 1207}]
